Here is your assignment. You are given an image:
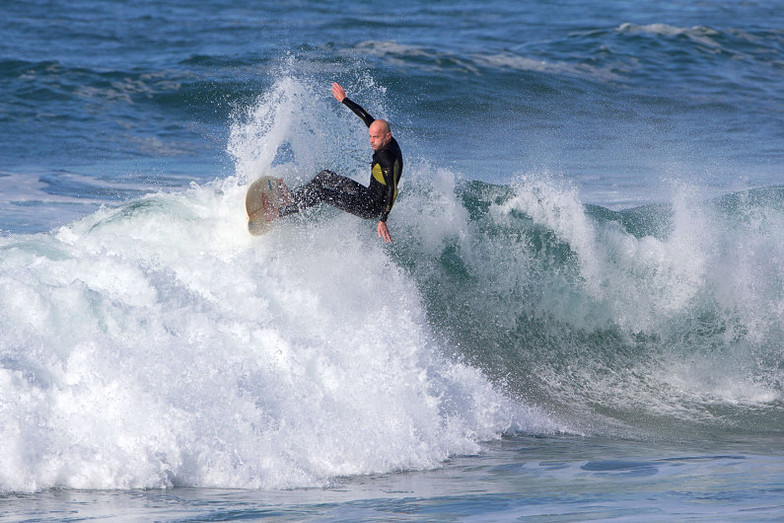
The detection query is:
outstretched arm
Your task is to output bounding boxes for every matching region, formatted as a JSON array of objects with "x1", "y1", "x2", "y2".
[{"x1": 331, "y1": 82, "x2": 375, "y2": 127}]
